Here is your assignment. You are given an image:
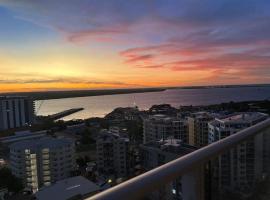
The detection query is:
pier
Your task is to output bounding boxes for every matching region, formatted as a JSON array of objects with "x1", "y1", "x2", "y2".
[{"x1": 48, "y1": 108, "x2": 84, "y2": 120}]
